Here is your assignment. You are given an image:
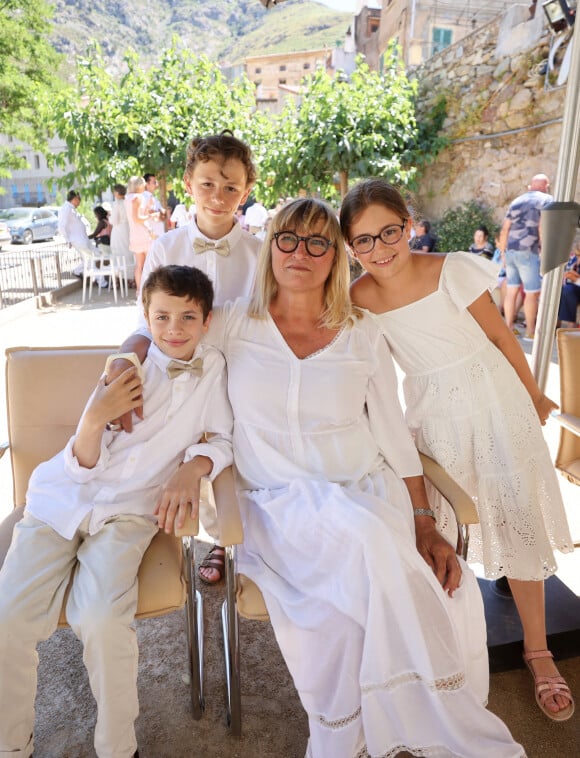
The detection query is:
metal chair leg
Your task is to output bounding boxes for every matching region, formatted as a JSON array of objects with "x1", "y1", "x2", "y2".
[
  {"x1": 183, "y1": 536, "x2": 204, "y2": 719},
  {"x1": 221, "y1": 544, "x2": 241, "y2": 735}
]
